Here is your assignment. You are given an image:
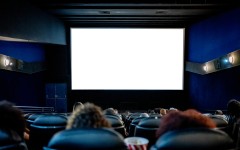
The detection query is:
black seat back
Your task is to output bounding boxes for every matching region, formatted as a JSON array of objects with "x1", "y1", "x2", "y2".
[
  {"x1": 0, "y1": 129, "x2": 28, "y2": 150},
  {"x1": 106, "y1": 115, "x2": 126, "y2": 137},
  {"x1": 135, "y1": 117, "x2": 161, "y2": 148},
  {"x1": 150, "y1": 128, "x2": 234, "y2": 150},
  {"x1": 129, "y1": 116, "x2": 148, "y2": 137},
  {"x1": 26, "y1": 114, "x2": 44, "y2": 129},
  {"x1": 125, "y1": 113, "x2": 141, "y2": 132},
  {"x1": 29, "y1": 114, "x2": 67, "y2": 150},
  {"x1": 43, "y1": 128, "x2": 128, "y2": 150},
  {"x1": 209, "y1": 115, "x2": 228, "y2": 131}
]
